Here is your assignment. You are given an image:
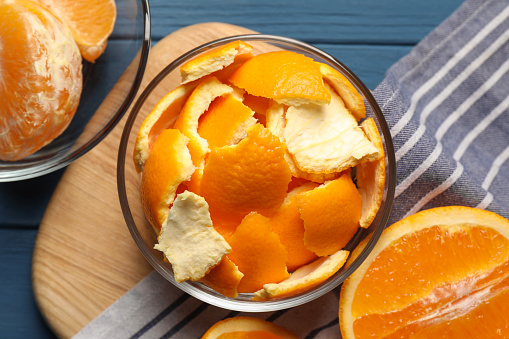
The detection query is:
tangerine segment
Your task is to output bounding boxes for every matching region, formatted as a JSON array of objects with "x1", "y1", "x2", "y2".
[
  {"x1": 154, "y1": 191, "x2": 231, "y2": 283},
  {"x1": 269, "y1": 184, "x2": 319, "y2": 271},
  {"x1": 319, "y1": 63, "x2": 365, "y2": 121},
  {"x1": 228, "y1": 51, "x2": 331, "y2": 107},
  {"x1": 198, "y1": 94, "x2": 256, "y2": 149},
  {"x1": 200, "y1": 124, "x2": 292, "y2": 220},
  {"x1": 297, "y1": 174, "x2": 362, "y2": 256},
  {"x1": 134, "y1": 82, "x2": 198, "y2": 173},
  {"x1": 0, "y1": 0, "x2": 82, "y2": 161},
  {"x1": 253, "y1": 250, "x2": 349, "y2": 301},
  {"x1": 357, "y1": 118, "x2": 386, "y2": 228},
  {"x1": 181, "y1": 40, "x2": 253, "y2": 84},
  {"x1": 228, "y1": 213, "x2": 289, "y2": 293},
  {"x1": 201, "y1": 317, "x2": 299, "y2": 339},
  {"x1": 339, "y1": 206, "x2": 509, "y2": 339},
  {"x1": 140, "y1": 129, "x2": 195, "y2": 230},
  {"x1": 35, "y1": 0, "x2": 116, "y2": 62},
  {"x1": 284, "y1": 83, "x2": 380, "y2": 174},
  {"x1": 199, "y1": 256, "x2": 244, "y2": 299}
]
